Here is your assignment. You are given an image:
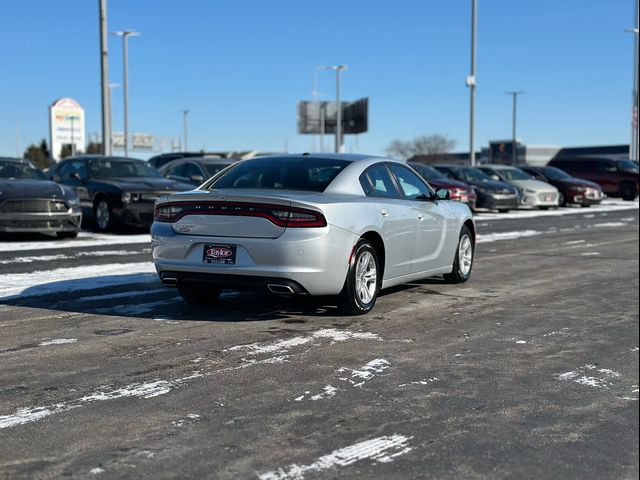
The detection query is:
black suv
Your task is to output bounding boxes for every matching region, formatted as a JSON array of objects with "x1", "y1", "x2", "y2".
[{"x1": 548, "y1": 157, "x2": 639, "y2": 201}]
